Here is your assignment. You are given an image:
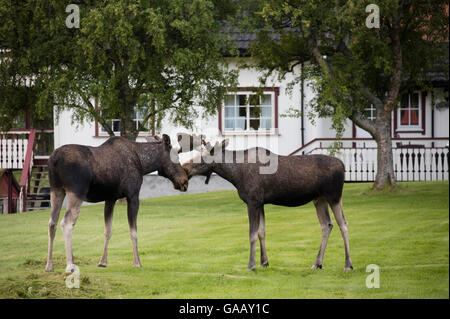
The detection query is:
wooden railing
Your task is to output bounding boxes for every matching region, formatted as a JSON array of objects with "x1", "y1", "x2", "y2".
[
  {"x1": 18, "y1": 129, "x2": 36, "y2": 212},
  {"x1": 290, "y1": 138, "x2": 449, "y2": 182},
  {"x1": 394, "y1": 147, "x2": 448, "y2": 182},
  {"x1": 1, "y1": 129, "x2": 54, "y2": 212},
  {"x1": 0, "y1": 129, "x2": 38, "y2": 212},
  {"x1": 0, "y1": 131, "x2": 30, "y2": 169}
]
